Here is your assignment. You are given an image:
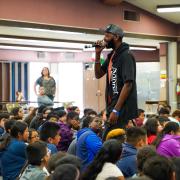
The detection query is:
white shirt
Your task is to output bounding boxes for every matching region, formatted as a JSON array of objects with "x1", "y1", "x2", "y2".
[{"x1": 96, "y1": 162, "x2": 123, "y2": 180}]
